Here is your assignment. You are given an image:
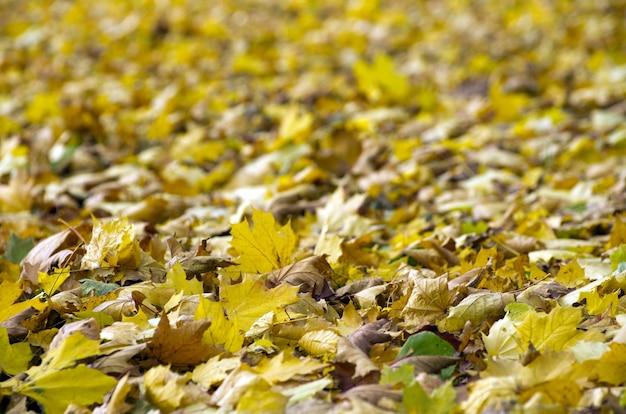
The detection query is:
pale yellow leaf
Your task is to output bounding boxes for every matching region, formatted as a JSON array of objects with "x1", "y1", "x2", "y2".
[
  {"x1": 439, "y1": 292, "x2": 514, "y2": 332},
  {"x1": 192, "y1": 355, "x2": 241, "y2": 389},
  {"x1": 254, "y1": 351, "x2": 327, "y2": 385},
  {"x1": 483, "y1": 317, "x2": 519, "y2": 359},
  {"x1": 299, "y1": 329, "x2": 339, "y2": 357}
]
